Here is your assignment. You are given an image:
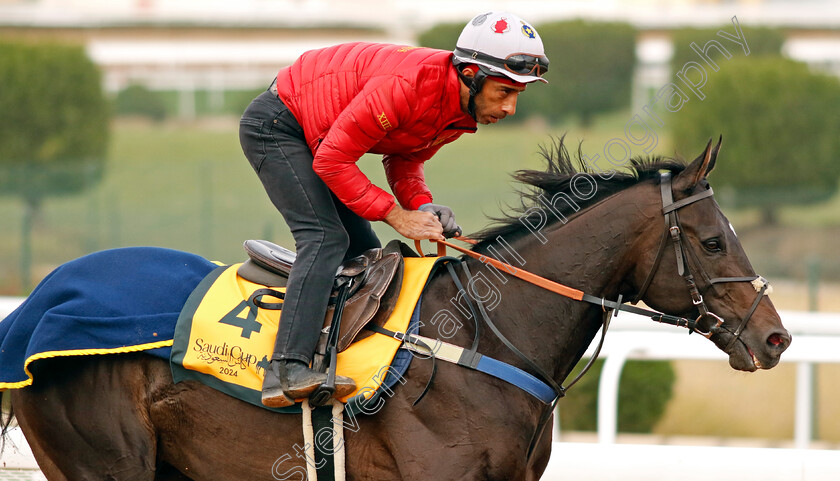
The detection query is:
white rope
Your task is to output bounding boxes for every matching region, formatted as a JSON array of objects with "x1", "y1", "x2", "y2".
[
  {"x1": 301, "y1": 399, "x2": 318, "y2": 481},
  {"x1": 301, "y1": 399, "x2": 347, "y2": 481},
  {"x1": 332, "y1": 401, "x2": 347, "y2": 481}
]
